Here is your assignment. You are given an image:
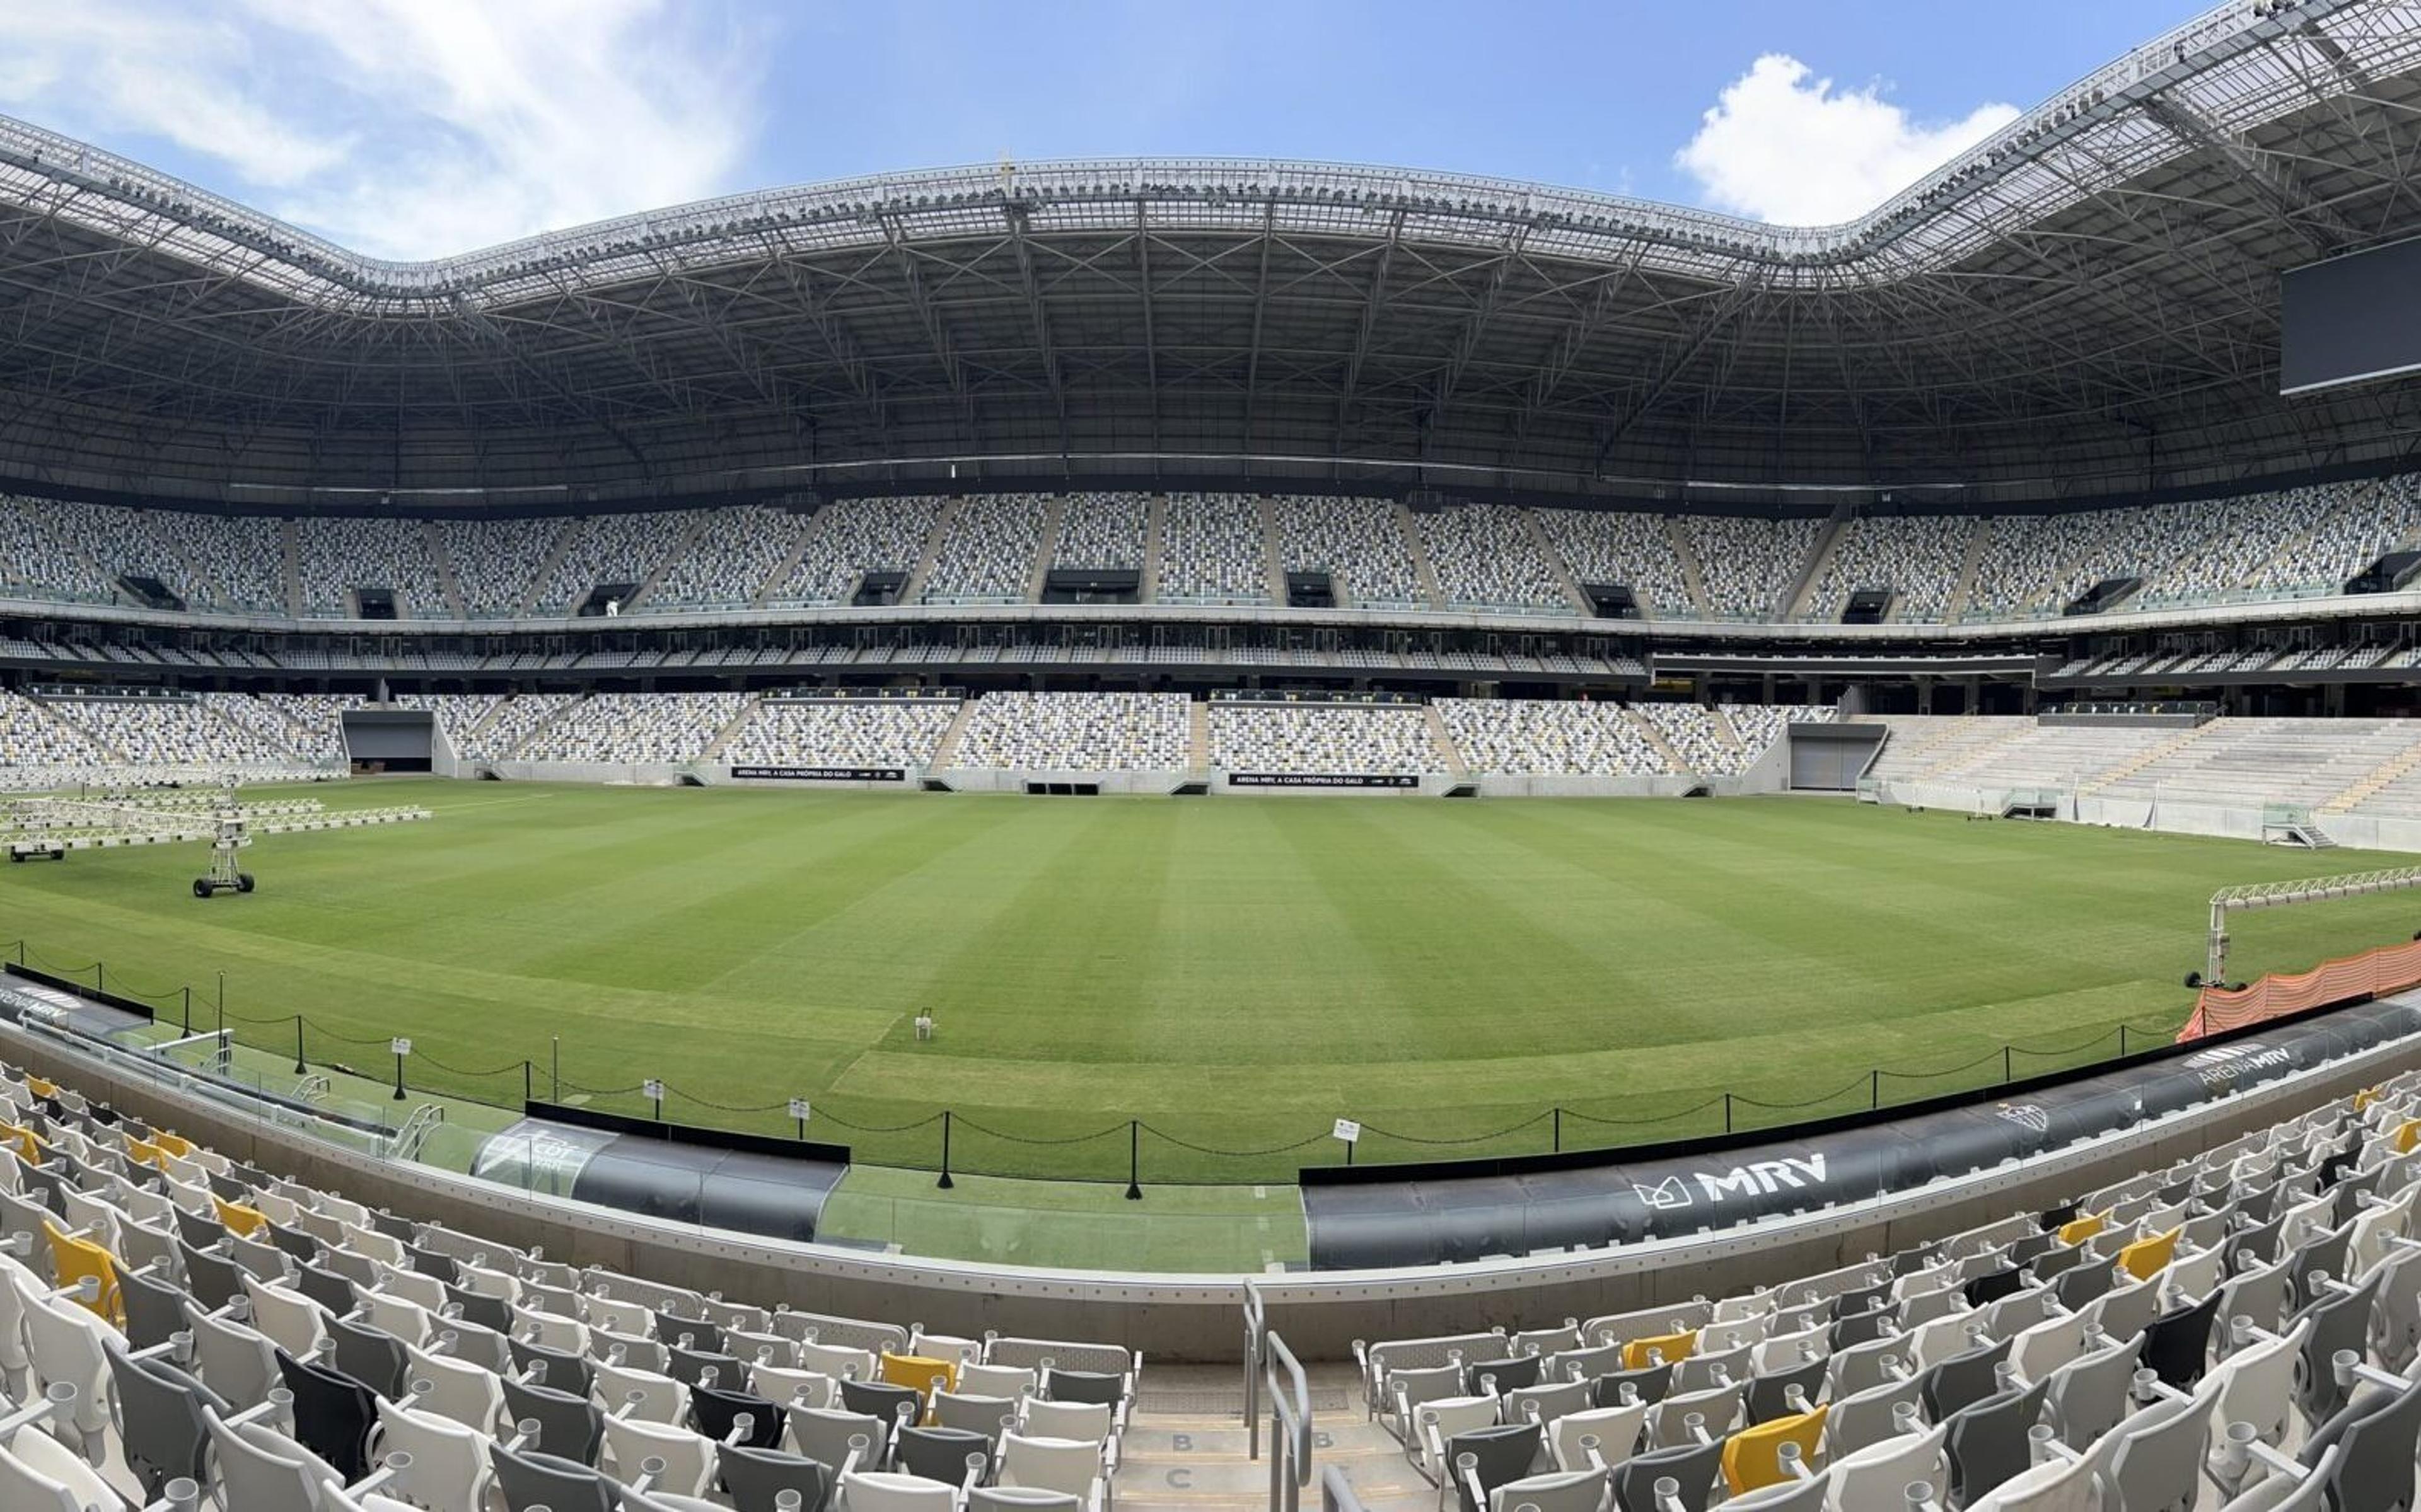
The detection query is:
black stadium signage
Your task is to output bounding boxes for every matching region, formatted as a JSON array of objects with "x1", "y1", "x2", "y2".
[
  {"x1": 1229, "y1": 773, "x2": 1419, "y2": 788},
  {"x1": 728, "y1": 765, "x2": 906, "y2": 782}
]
